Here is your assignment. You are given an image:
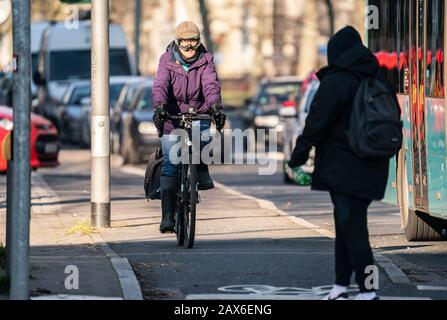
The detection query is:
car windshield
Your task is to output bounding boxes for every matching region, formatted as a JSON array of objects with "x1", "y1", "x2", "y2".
[
  {"x1": 120, "y1": 83, "x2": 143, "y2": 111},
  {"x1": 135, "y1": 87, "x2": 153, "y2": 110},
  {"x1": 50, "y1": 49, "x2": 131, "y2": 81},
  {"x1": 256, "y1": 82, "x2": 301, "y2": 112},
  {"x1": 68, "y1": 83, "x2": 125, "y2": 106},
  {"x1": 110, "y1": 83, "x2": 125, "y2": 105},
  {"x1": 122, "y1": 85, "x2": 138, "y2": 110},
  {"x1": 68, "y1": 85, "x2": 90, "y2": 105}
]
